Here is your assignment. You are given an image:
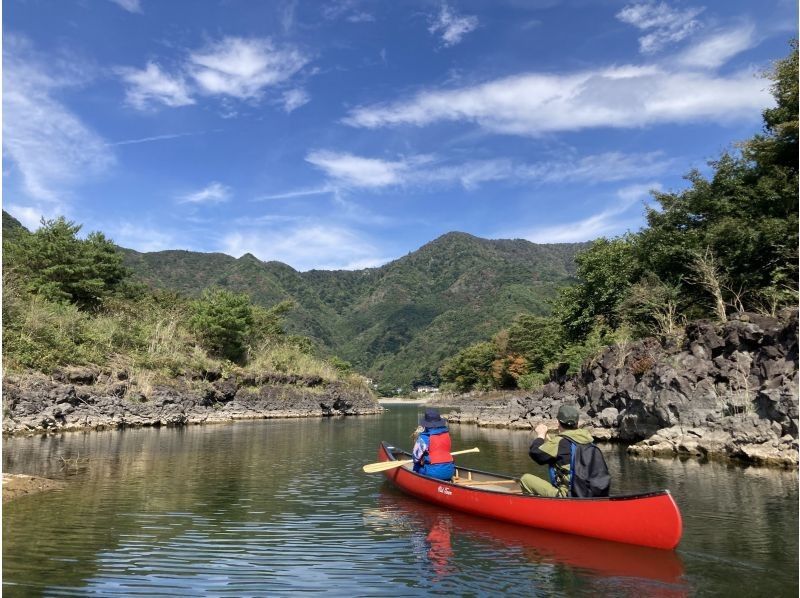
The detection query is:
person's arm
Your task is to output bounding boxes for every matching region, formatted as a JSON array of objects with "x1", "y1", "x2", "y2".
[
  {"x1": 529, "y1": 423, "x2": 557, "y2": 465},
  {"x1": 413, "y1": 436, "x2": 428, "y2": 464}
]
